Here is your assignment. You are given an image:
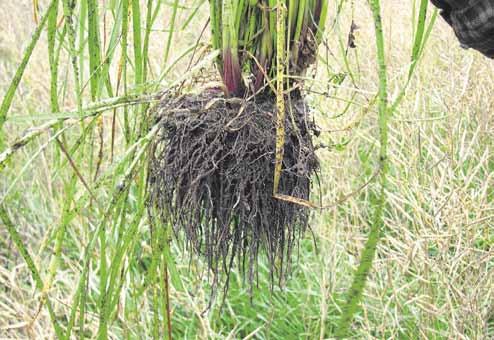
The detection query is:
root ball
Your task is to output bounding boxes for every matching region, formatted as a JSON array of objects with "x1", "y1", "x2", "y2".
[{"x1": 148, "y1": 90, "x2": 318, "y2": 293}]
